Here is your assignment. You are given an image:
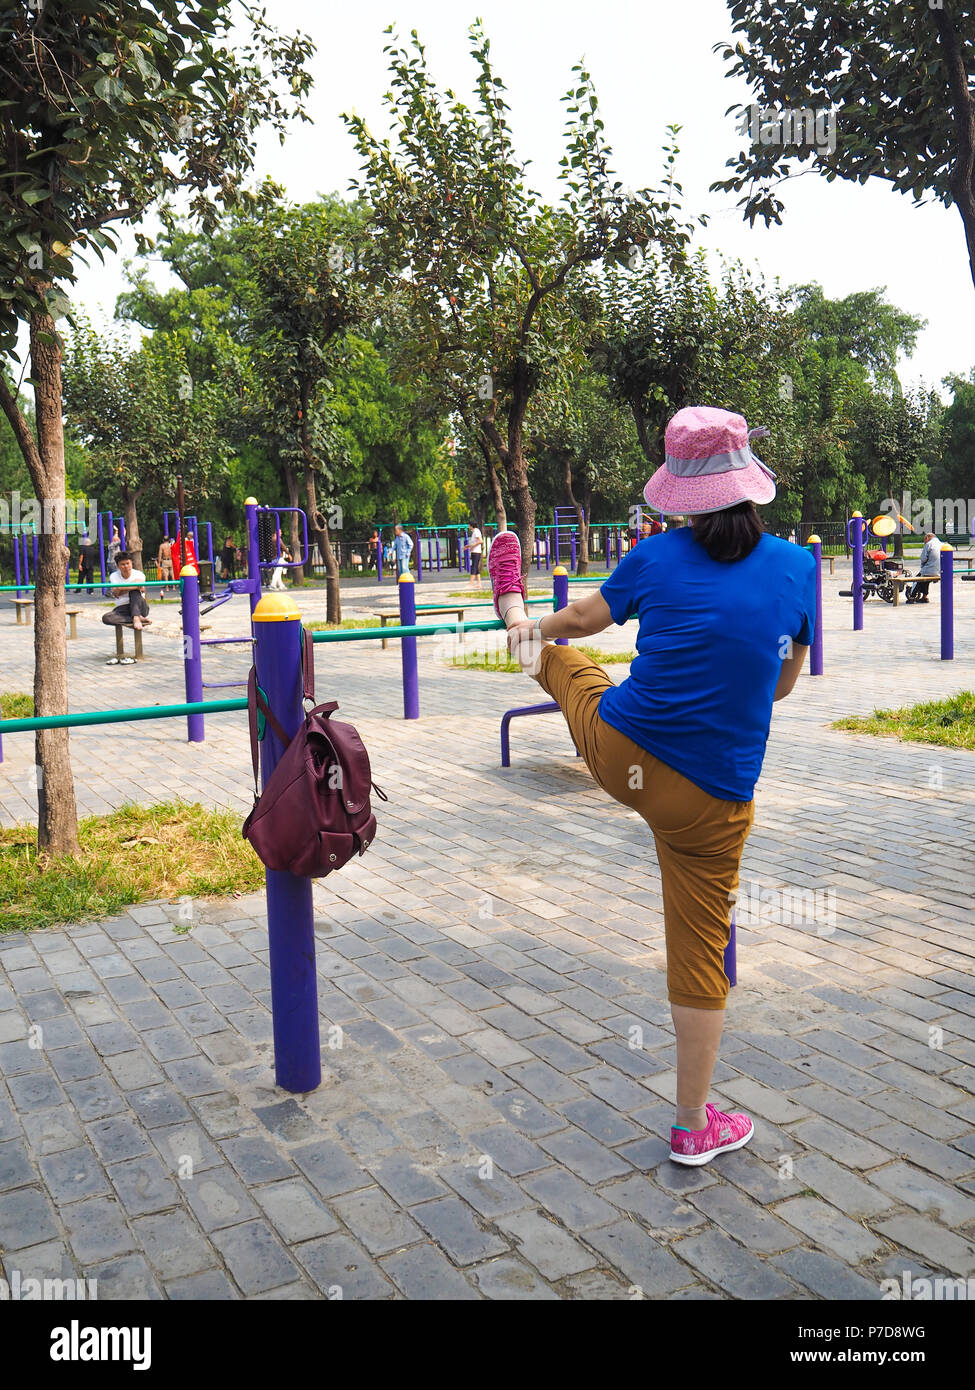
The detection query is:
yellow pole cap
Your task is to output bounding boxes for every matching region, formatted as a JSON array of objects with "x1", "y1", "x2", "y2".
[
  {"x1": 179, "y1": 564, "x2": 199, "y2": 577},
  {"x1": 553, "y1": 566, "x2": 569, "y2": 576},
  {"x1": 244, "y1": 496, "x2": 258, "y2": 506},
  {"x1": 253, "y1": 593, "x2": 302, "y2": 622},
  {"x1": 941, "y1": 544, "x2": 954, "y2": 553},
  {"x1": 806, "y1": 535, "x2": 821, "y2": 545},
  {"x1": 398, "y1": 572, "x2": 415, "y2": 584},
  {"x1": 851, "y1": 511, "x2": 863, "y2": 518}
]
